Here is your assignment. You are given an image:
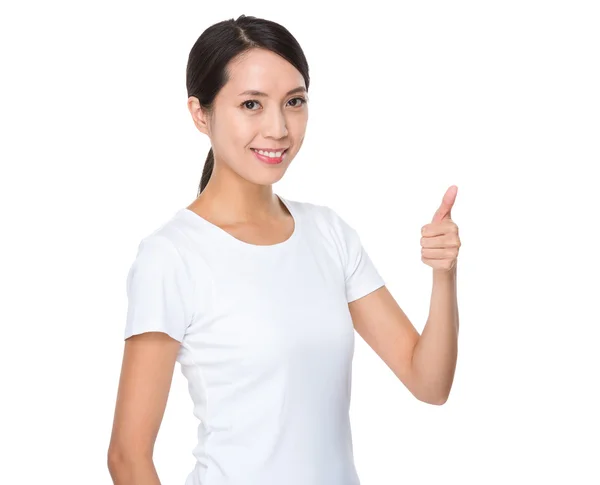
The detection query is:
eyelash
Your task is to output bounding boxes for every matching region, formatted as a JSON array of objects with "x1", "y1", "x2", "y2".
[{"x1": 241, "y1": 97, "x2": 308, "y2": 111}]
